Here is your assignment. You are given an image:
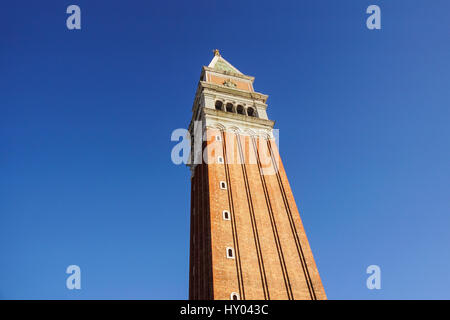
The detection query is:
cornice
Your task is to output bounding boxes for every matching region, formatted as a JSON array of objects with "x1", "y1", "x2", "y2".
[
  {"x1": 188, "y1": 107, "x2": 275, "y2": 134},
  {"x1": 203, "y1": 108, "x2": 274, "y2": 128},
  {"x1": 200, "y1": 81, "x2": 268, "y2": 103}
]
